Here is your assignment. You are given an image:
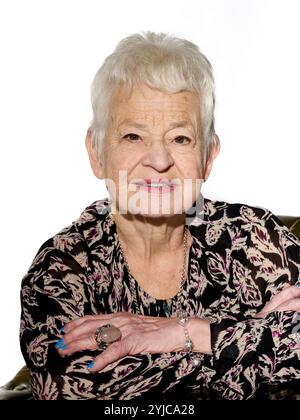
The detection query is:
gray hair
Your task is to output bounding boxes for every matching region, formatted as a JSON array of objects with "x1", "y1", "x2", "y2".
[{"x1": 89, "y1": 31, "x2": 216, "y2": 166}]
